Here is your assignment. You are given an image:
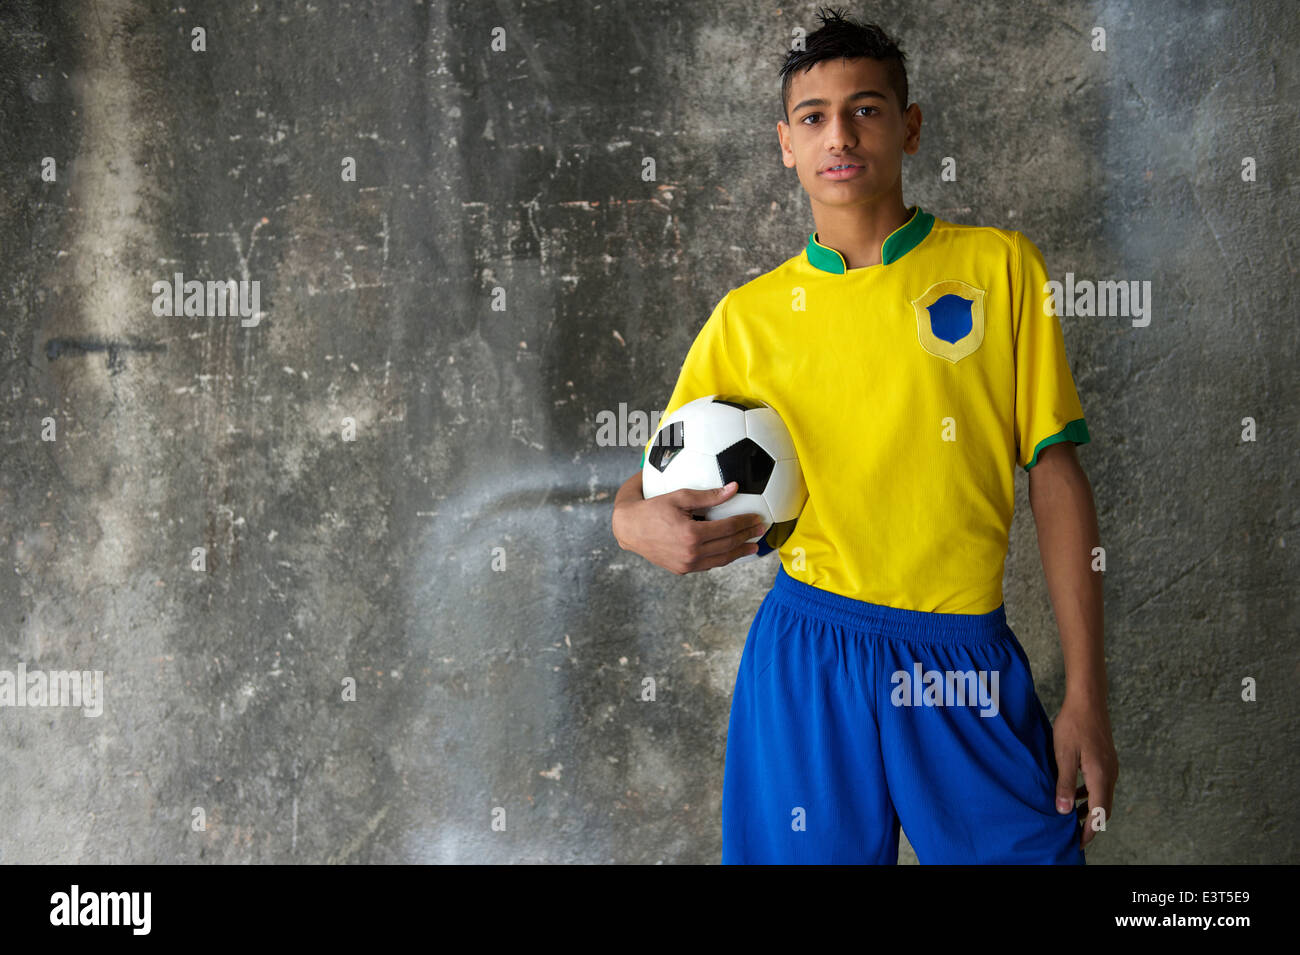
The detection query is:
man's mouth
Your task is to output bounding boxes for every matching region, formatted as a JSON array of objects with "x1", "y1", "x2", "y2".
[{"x1": 820, "y1": 162, "x2": 863, "y2": 180}]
